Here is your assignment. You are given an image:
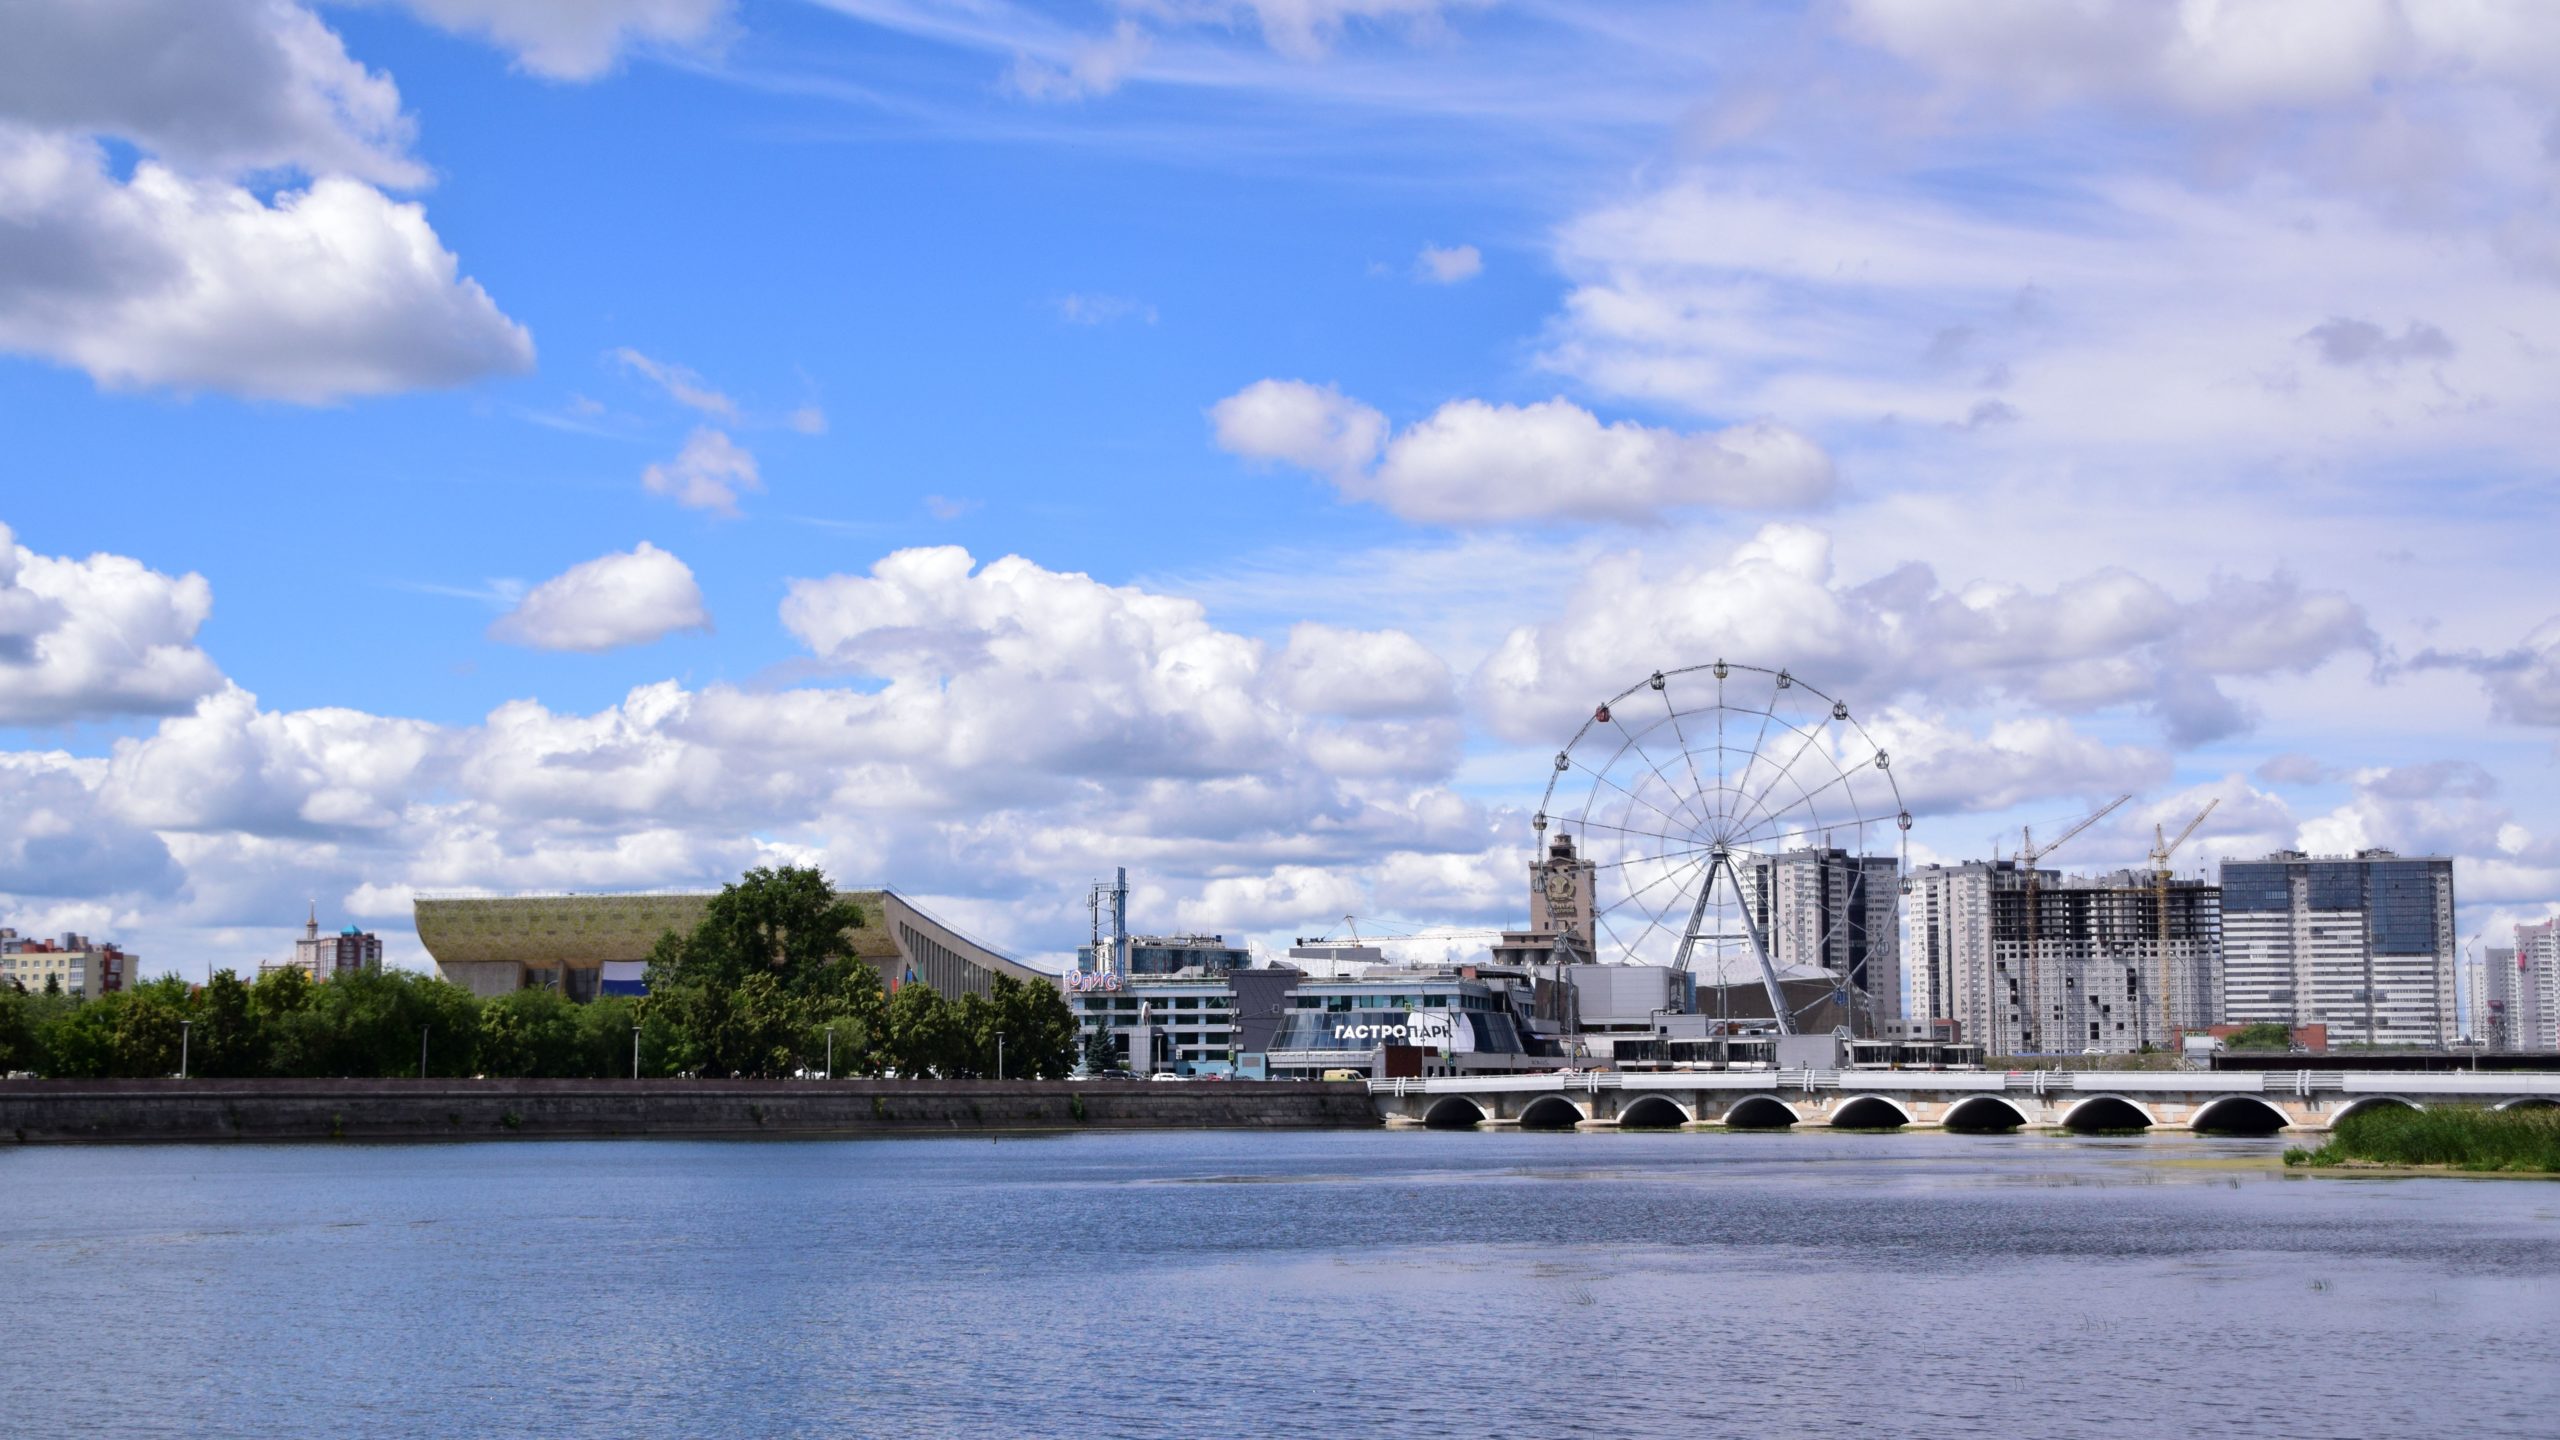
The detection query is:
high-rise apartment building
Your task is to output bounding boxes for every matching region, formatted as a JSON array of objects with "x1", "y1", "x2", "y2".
[
  {"x1": 2219, "y1": 850, "x2": 2455, "y2": 1048},
  {"x1": 2494, "y1": 920, "x2": 2560, "y2": 1051},
  {"x1": 1903, "y1": 861, "x2": 2219, "y2": 1055},
  {"x1": 2478, "y1": 946, "x2": 2516, "y2": 1048},
  {"x1": 1745, "y1": 847, "x2": 1902, "y2": 1027}
]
